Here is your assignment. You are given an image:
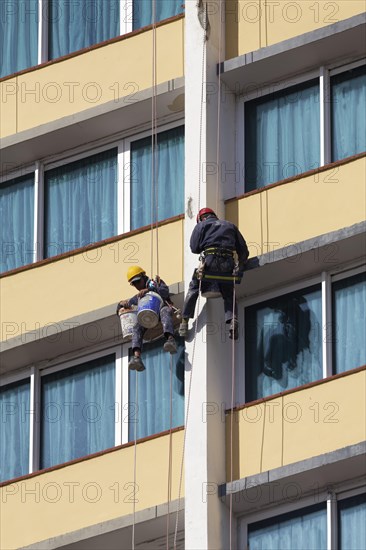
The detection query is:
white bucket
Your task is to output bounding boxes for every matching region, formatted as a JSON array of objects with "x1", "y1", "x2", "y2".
[
  {"x1": 137, "y1": 291, "x2": 163, "y2": 328},
  {"x1": 119, "y1": 308, "x2": 138, "y2": 338}
]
